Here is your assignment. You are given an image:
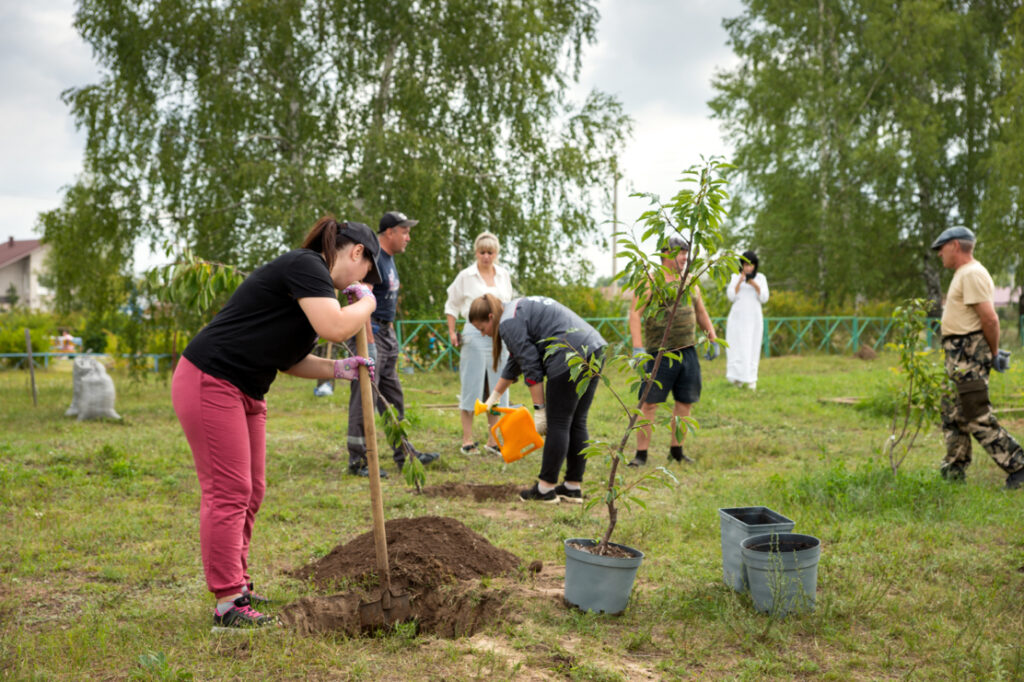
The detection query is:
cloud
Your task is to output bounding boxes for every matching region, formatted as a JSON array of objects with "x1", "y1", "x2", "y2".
[
  {"x1": 577, "y1": 0, "x2": 744, "y2": 277},
  {"x1": 0, "y1": 2, "x2": 96, "y2": 239}
]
